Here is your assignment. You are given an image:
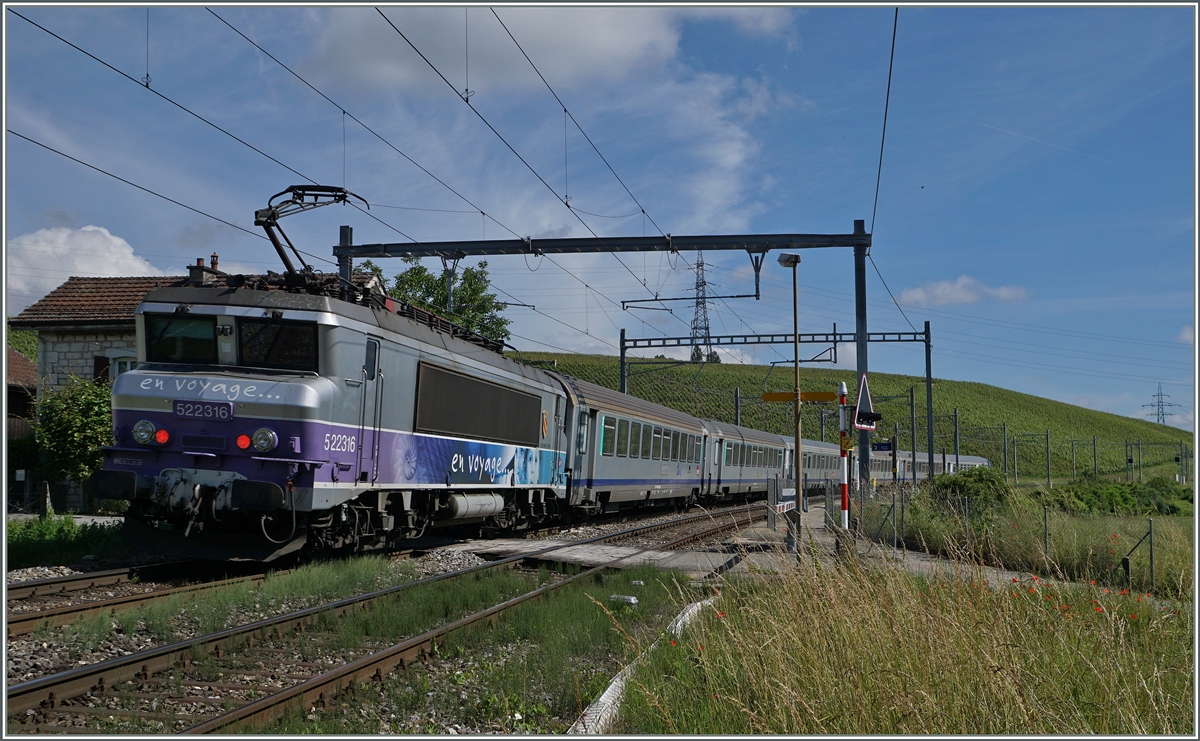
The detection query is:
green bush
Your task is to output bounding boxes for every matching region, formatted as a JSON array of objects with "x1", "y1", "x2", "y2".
[
  {"x1": 928, "y1": 466, "x2": 1011, "y2": 505},
  {"x1": 33, "y1": 375, "x2": 112, "y2": 485},
  {"x1": 6, "y1": 514, "x2": 130, "y2": 568}
]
